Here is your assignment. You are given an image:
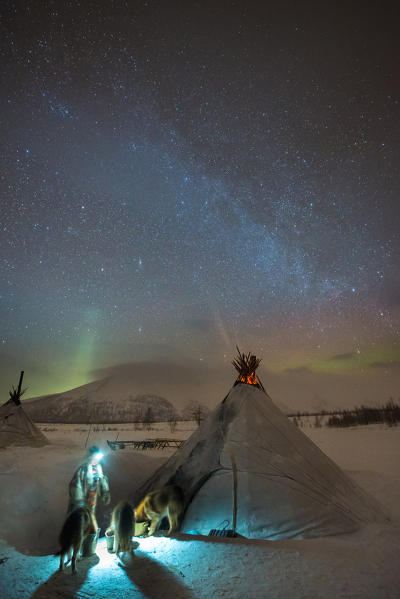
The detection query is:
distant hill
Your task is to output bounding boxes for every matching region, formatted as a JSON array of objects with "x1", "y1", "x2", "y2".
[
  {"x1": 22, "y1": 376, "x2": 210, "y2": 423},
  {"x1": 10, "y1": 354, "x2": 400, "y2": 420},
  {"x1": 21, "y1": 359, "x2": 297, "y2": 423}
]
